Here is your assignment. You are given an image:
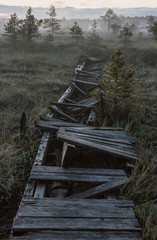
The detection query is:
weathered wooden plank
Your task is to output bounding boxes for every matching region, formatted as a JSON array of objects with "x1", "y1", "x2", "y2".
[
  {"x1": 66, "y1": 177, "x2": 129, "y2": 199},
  {"x1": 58, "y1": 132, "x2": 138, "y2": 162},
  {"x1": 30, "y1": 80, "x2": 75, "y2": 197},
  {"x1": 78, "y1": 97, "x2": 98, "y2": 106},
  {"x1": 22, "y1": 198, "x2": 134, "y2": 207},
  {"x1": 35, "y1": 120, "x2": 84, "y2": 131},
  {"x1": 76, "y1": 69, "x2": 100, "y2": 76},
  {"x1": 10, "y1": 230, "x2": 142, "y2": 240},
  {"x1": 50, "y1": 102, "x2": 93, "y2": 108},
  {"x1": 61, "y1": 142, "x2": 75, "y2": 168},
  {"x1": 30, "y1": 171, "x2": 125, "y2": 183},
  {"x1": 71, "y1": 82, "x2": 86, "y2": 95},
  {"x1": 65, "y1": 127, "x2": 130, "y2": 137},
  {"x1": 65, "y1": 127, "x2": 134, "y2": 142},
  {"x1": 58, "y1": 86, "x2": 74, "y2": 104},
  {"x1": 64, "y1": 131, "x2": 133, "y2": 147},
  {"x1": 33, "y1": 183, "x2": 46, "y2": 198},
  {"x1": 31, "y1": 166, "x2": 127, "y2": 177},
  {"x1": 58, "y1": 128, "x2": 136, "y2": 154},
  {"x1": 60, "y1": 131, "x2": 134, "y2": 150},
  {"x1": 67, "y1": 126, "x2": 123, "y2": 131},
  {"x1": 17, "y1": 201, "x2": 134, "y2": 218},
  {"x1": 76, "y1": 71, "x2": 98, "y2": 78},
  {"x1": 64, "y1": 97, "x2": 77, "y2": 104},
  {"x1": 73, "y1": 79, "x2": 98, "y2": 86},
  {"x1": 13, "y1": 217, "x2": 141, "y2": 232},
  {"x1": 49, "y1": 106, "x2": 78, "y2": 123}
]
